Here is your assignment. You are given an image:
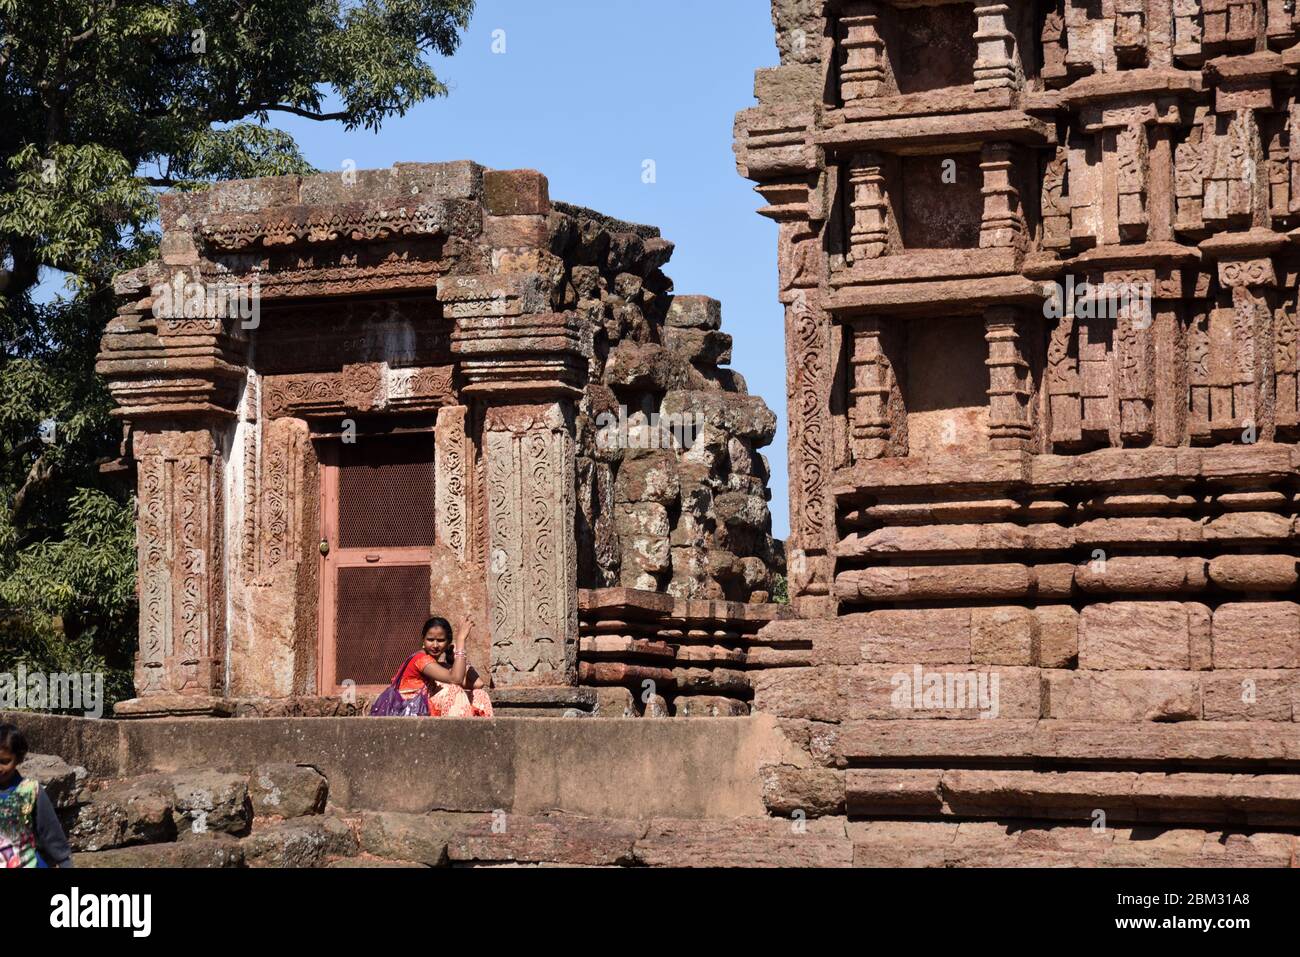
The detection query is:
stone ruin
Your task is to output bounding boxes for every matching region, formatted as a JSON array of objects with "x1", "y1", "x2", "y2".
[
  {"x1": 732, "y1": 0, "x2": 1300, "y2": 859},
  {"x1": 97, "y1": 161, "x2": 787, "y2": 718}
]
